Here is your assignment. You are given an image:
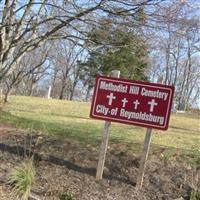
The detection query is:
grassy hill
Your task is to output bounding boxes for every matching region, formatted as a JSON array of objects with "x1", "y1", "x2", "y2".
[
  {"x1": 0, "y1": 96, "x2": 200, "y2": 199},
  {"x1": 0, "y1": 95, "x2": 199, "y2": 156}
]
